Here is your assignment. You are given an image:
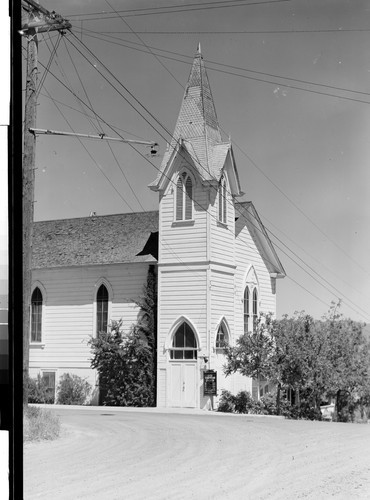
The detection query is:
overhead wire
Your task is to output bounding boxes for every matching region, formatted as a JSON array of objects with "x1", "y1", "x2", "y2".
[
  {"x1": 65, "y1": 0, "x2": 292, "y2": 20},
  {"x1": 36, "y1": 32, "x2": 369, "y2": 320},
  {"x1": 67, "y1": 29, "x2": 370, "y2": 280},
  {"x1": 72, "y1": 28, "x2": 370, "y2": 103}
]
